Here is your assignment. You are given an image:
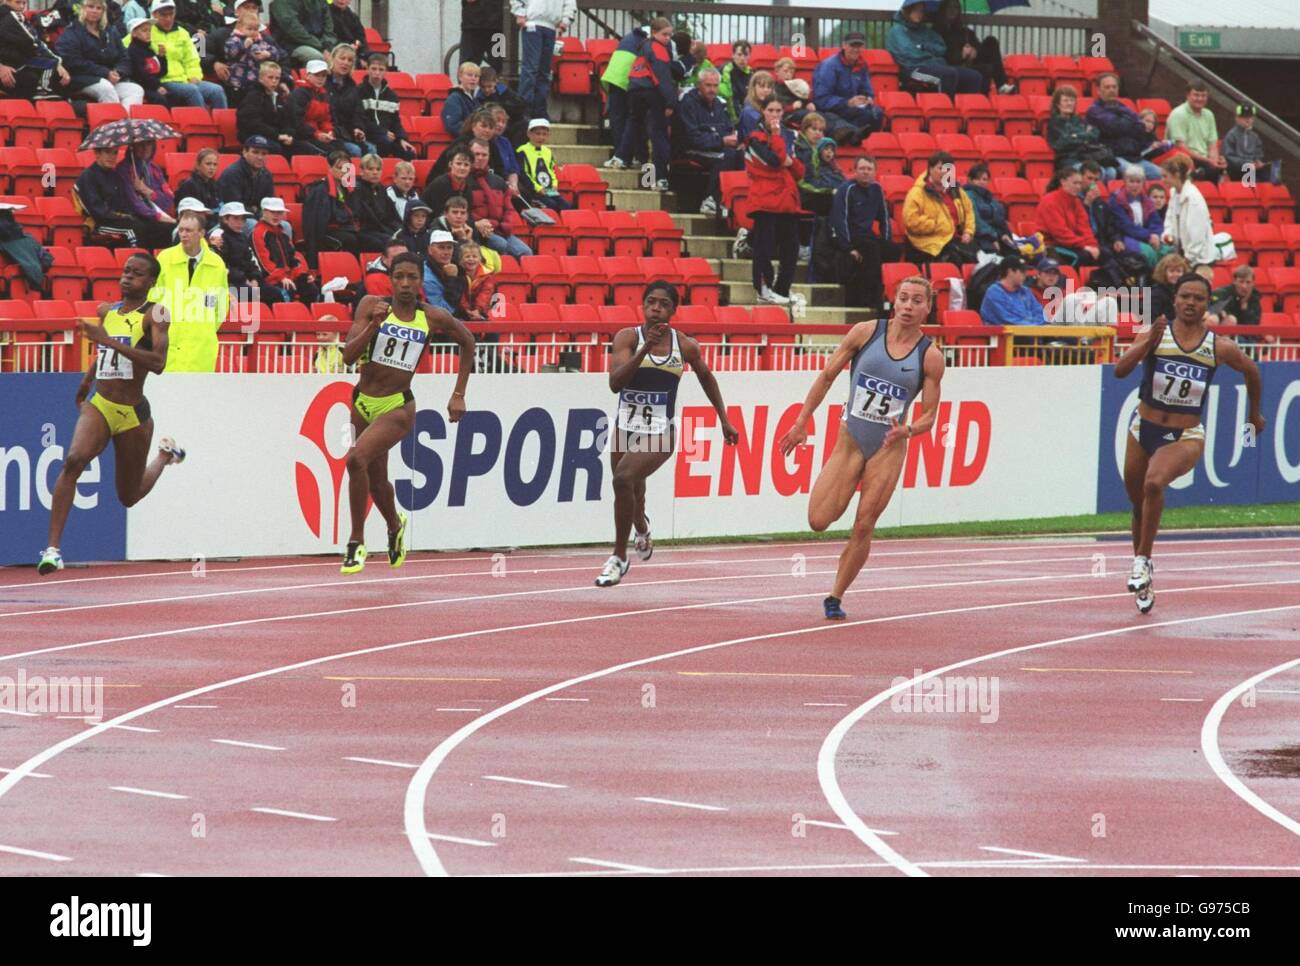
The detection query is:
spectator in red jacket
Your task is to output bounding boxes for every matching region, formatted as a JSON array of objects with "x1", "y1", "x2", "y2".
[
  {"x1": 252, "y1": 195, "x2": 320, "y2": 303},
  {"x1": 290, "y1": 58, "x2": 360, "y2": 157},
  {"x1": 467, "y1": 138, "x2": 531, "y2": 257},
  {"x1": 456, "y1": 241, "x2": 496, "y2": 320},
  {"x1": 746, "y1": 96, "x2": 804, "y2": 306},
  {"x1": 1034, "y1": 165, "x2": 1099, "y2": 267},
  {"x1": 359, "y1": 239, "x2": 408, "y2": 302}
]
